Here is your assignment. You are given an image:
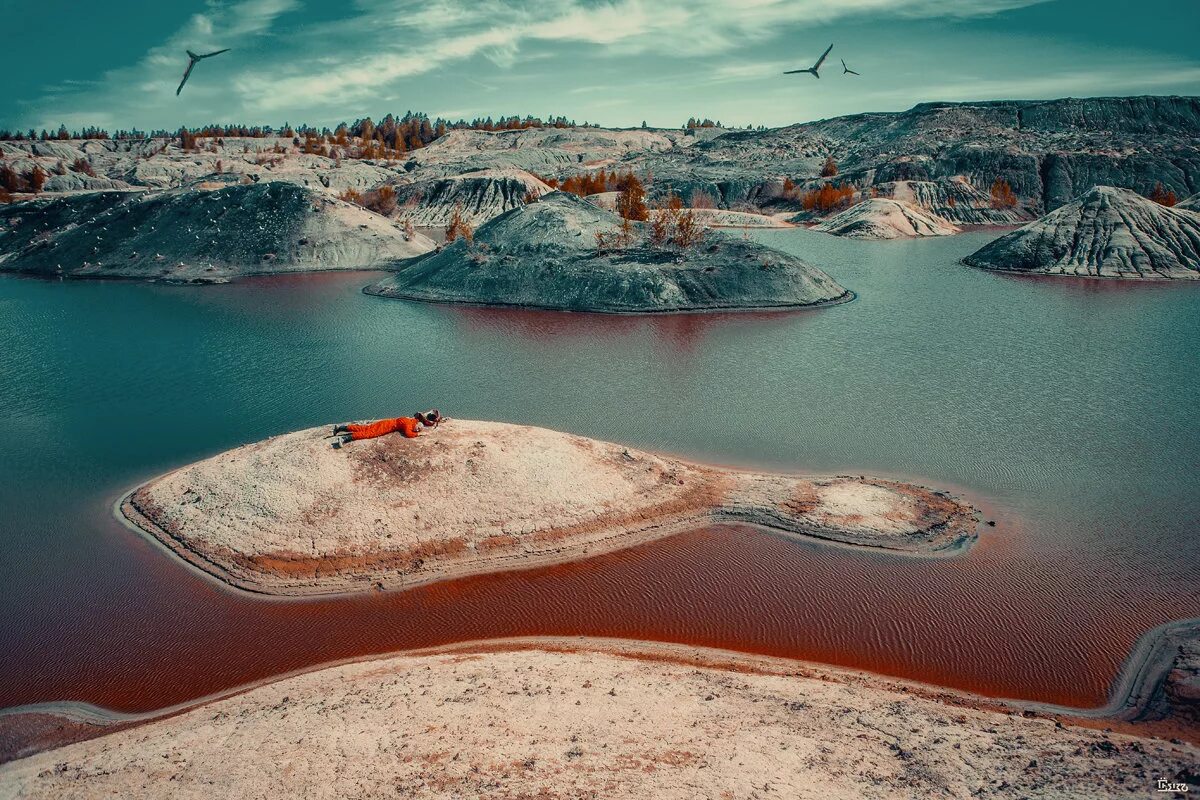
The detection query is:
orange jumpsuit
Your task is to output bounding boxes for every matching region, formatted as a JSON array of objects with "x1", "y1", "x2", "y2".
[{"x1": 345, "y1": 417, "x2": 421, "y2": 441}]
